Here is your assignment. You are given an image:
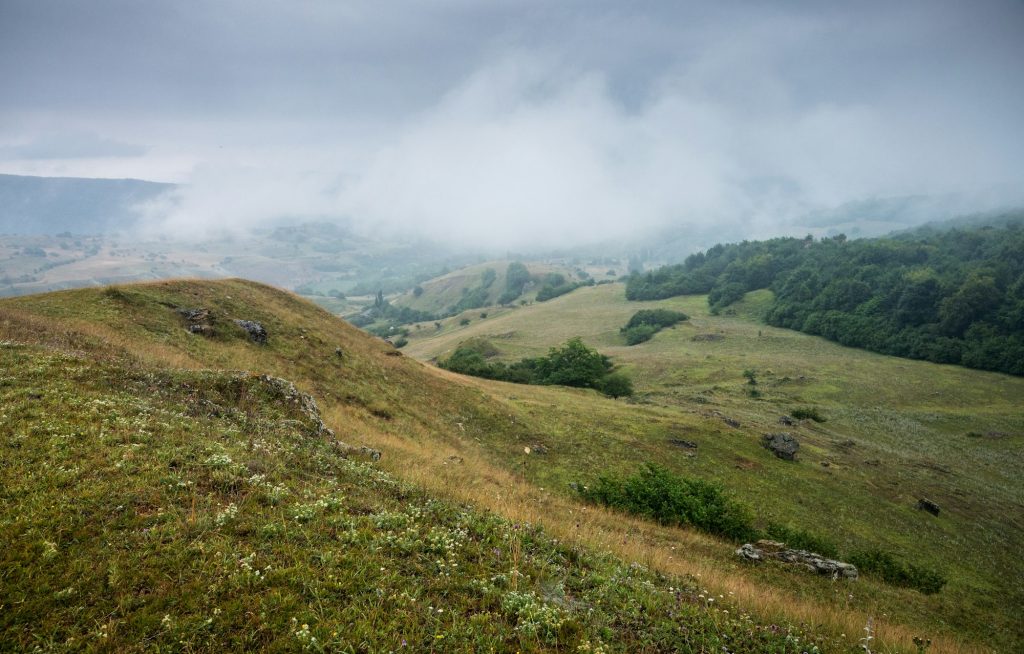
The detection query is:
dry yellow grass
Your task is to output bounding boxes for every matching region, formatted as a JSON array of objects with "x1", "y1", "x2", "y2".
[
  {"x1": 1, "y1": 278, "x2": 998, "y2": 653},
  {"x1": 346, "y1": 400, "x2": 985, "y2": 654}
]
